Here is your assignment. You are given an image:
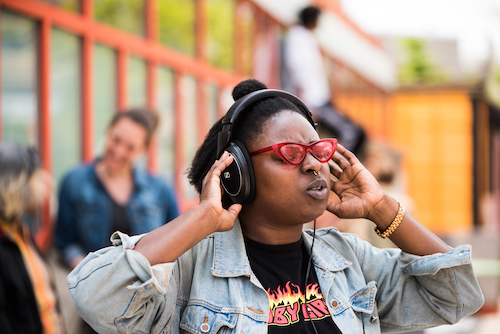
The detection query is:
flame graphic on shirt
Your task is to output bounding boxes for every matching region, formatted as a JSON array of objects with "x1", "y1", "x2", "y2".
[
  {"x1": 267, "y1": 282, "x2": 322, "y2": 309},
  {"x1": 267, "y1": 282, "x2": 330, "y2": 326},
  {"x1": 267, "y1": 282, "x2": 302, "y2": 309}
]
